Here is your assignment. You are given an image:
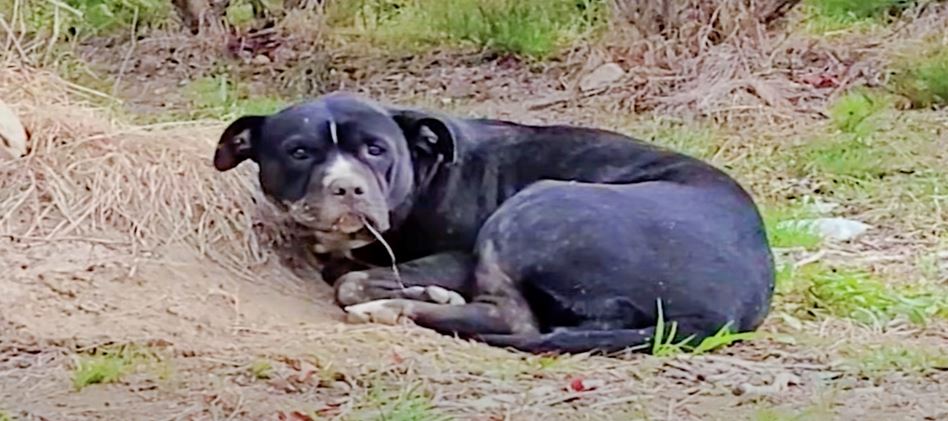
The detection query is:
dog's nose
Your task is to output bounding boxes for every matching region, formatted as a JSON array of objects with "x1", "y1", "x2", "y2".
[{"x1": 328, "y1": 178, "x2": 366, "y2": 197}]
